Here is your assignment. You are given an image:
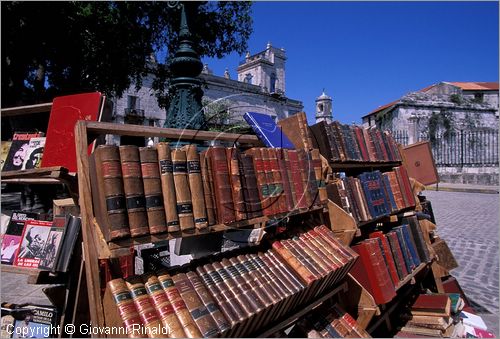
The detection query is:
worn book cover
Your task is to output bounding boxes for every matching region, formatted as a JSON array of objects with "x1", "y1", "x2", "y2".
[
  {"x1": 13, "y1": 220, "x2": 59, "y2": 269},
  {"x1": 412, "y1": 294, "x2": 451, "y2": 317},
  {"x1": 37, "y1": 216, "x2": 66, "y2": 271},
  {"x1": 244, "y1": 112, "x2": 295, "y2": 149},
  {"x1": 3, "y1": 131, "x2": 44, "y2": 172},
  {"x1": 2, "y1": 211, "x2": 42, "y2": 265},
  {"x1": 21, "y1": 137, "x2": 46, "y2": 170}
]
